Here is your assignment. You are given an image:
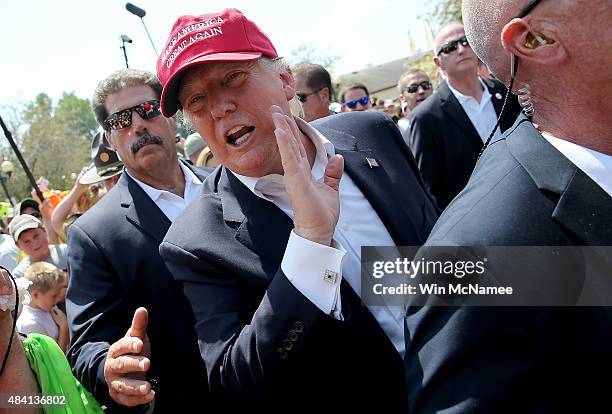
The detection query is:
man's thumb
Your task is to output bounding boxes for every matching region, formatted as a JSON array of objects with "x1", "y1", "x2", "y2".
[{"x1": 127, "y1": 307, "x2": 148, "y2": 339}]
